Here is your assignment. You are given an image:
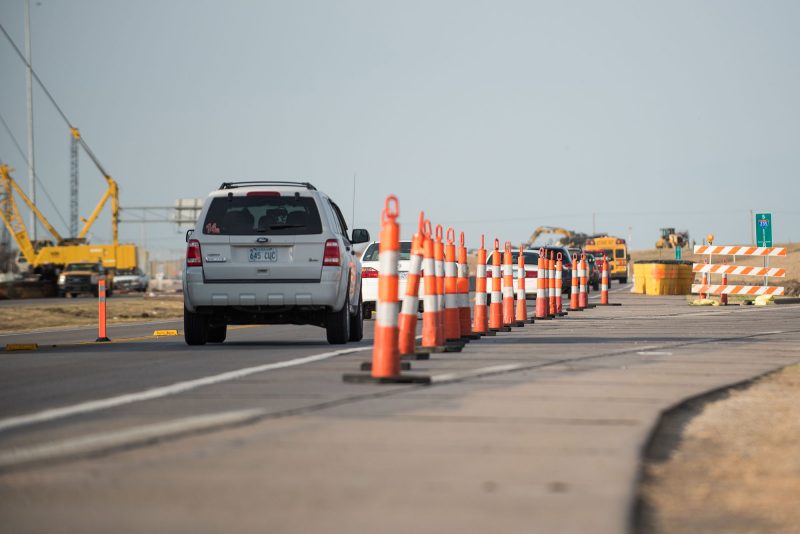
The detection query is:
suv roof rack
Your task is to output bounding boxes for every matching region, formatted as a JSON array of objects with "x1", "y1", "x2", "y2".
[{"x1": 218, "y1": 181, "x2": 317, "y2": 191}]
